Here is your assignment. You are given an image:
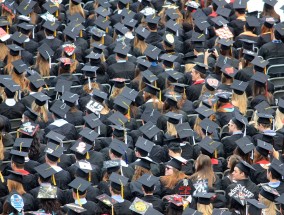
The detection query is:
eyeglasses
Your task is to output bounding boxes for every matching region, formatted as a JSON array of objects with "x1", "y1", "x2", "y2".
[{"x1": 166, "y1": 166, "x2": 173, "y2": 170}]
